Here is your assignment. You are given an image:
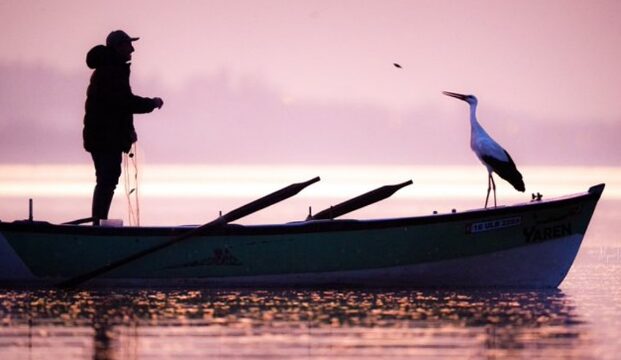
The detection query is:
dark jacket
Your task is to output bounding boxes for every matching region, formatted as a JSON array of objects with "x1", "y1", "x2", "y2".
[{"x1": 83, "y1": 45, "x2": 157, "y2": 153}]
